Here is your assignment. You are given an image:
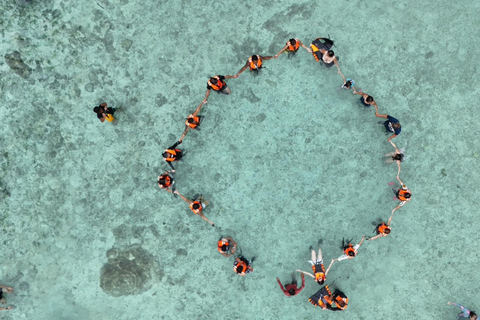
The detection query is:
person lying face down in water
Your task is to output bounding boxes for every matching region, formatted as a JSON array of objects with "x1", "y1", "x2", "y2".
[
  {"x1": 217, "y1": 236, "x2": 237, "y2": 257},
  {"x1": 310, "y1": 37, "x2": 341, "y2": 72},
  {"x1": 235, "y1": 54, "x2": 275, "y2": 77},
  {"x1": 173, "y1": 190, "x2": 215, "y2": 227},
  {"x1": 274, "y1": 38, "x2": 311, "y2": 59},
  {"x1": 338, "y1": 70, "x2": 355, "y2": 90},
  {"x1": 447, "y1": 301, "x2": 477, "y2": 320},
  {"x1": 352, "y1": 89, "x2": 377, "y2": 108},
  {"x1": 179, "y1": 100, "x2": 206, "y2": 143}
]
